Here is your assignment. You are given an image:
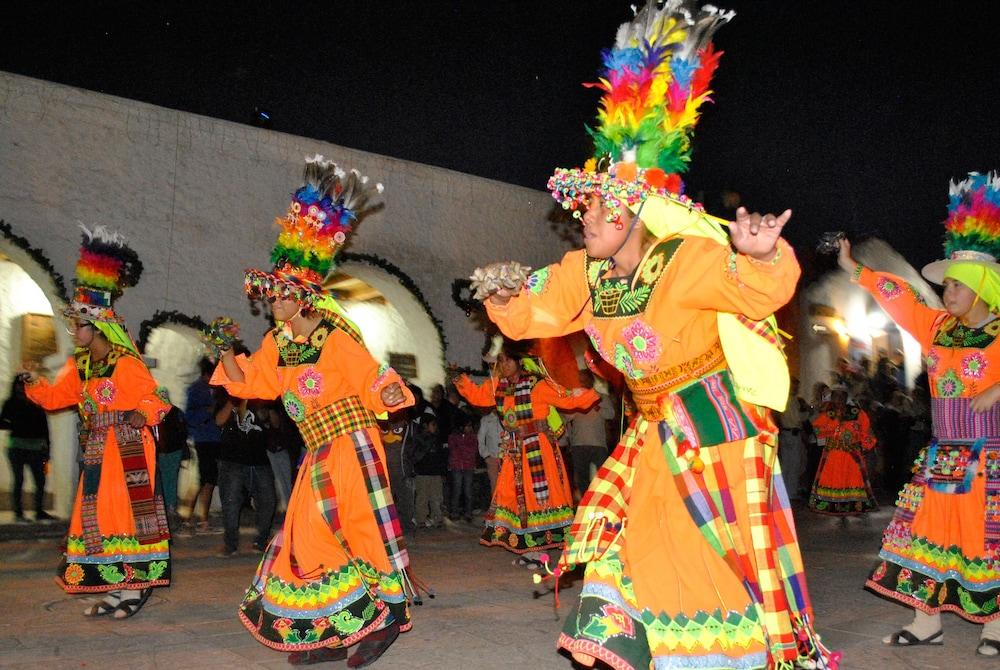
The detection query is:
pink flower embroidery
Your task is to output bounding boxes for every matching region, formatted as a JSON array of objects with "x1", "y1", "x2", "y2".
[
  {"x1": 962, "y1": 351, "x2": 988, "y2": 379},
  {"x1": 584, "y1": 324, "x2": 603, "y2": 356},
  {"x1": 876, "y1": 277, "x2": 903, "y2": 300},
  {"x1": 297, "y1": 368, "x2": 323, "y2": 397},
  {"x1": 621, "y1": 320, "x2": 661, "y2": 363},
  {"x1": 94, "y1": 379, "x2": 116, "y2": 405}
]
